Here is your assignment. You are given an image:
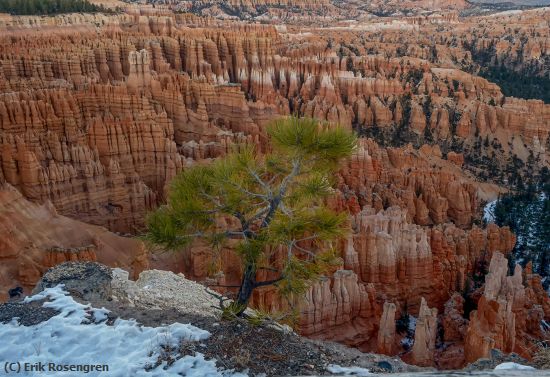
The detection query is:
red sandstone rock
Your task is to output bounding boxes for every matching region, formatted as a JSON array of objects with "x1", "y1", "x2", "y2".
[
  {"x1": 410, "y1": 297, "x2": 438, "y2": 366},
  {"x1": 377, "y1": 301, "x2": 397, "y2": 355},
  {"x1": 0, "y1": 184, "x2": 148, "y2": 301},
  {"x1": 443, "y1": 293, "x2": 468, "y2": 343},
  {"x1": 464, "y1": 252, "x2": 550, "y2": 363}
]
